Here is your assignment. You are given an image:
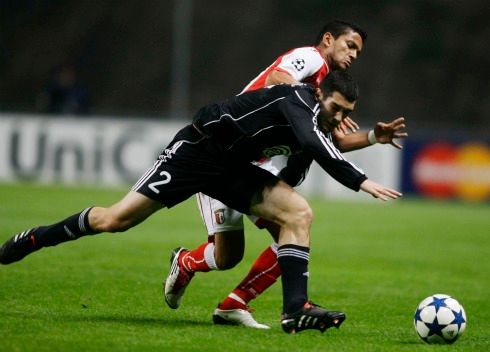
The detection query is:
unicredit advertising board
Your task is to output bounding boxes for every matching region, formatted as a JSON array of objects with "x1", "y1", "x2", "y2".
[{"x1": 0, "y1": 113, "x2": 186, "y2": 186}]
